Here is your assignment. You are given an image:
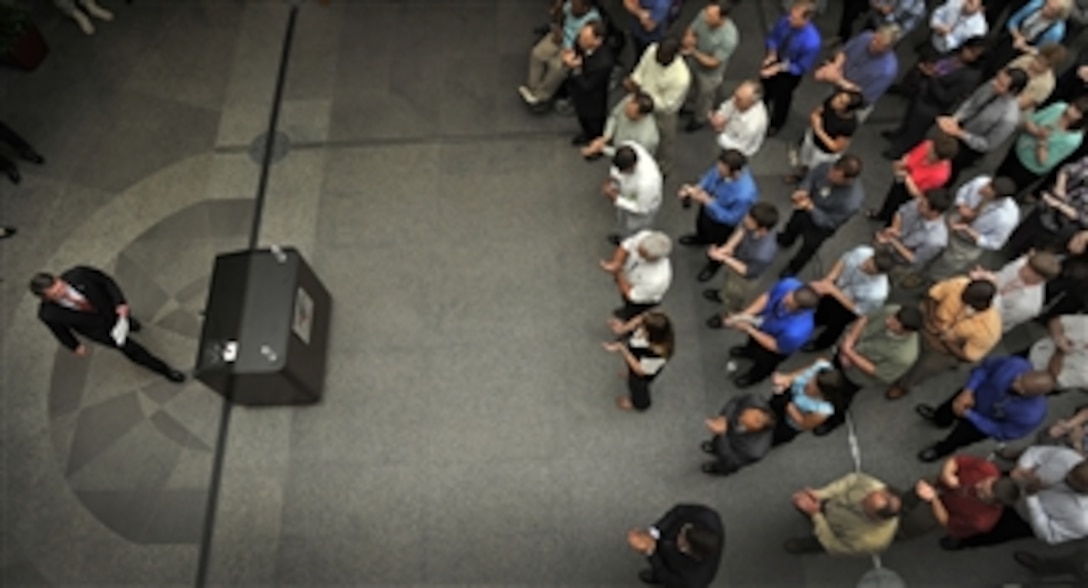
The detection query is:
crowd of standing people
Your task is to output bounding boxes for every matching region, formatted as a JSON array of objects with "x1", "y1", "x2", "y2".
[{"x1": 522, "y1": 0, "x2": 1088, "y2": 585}]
